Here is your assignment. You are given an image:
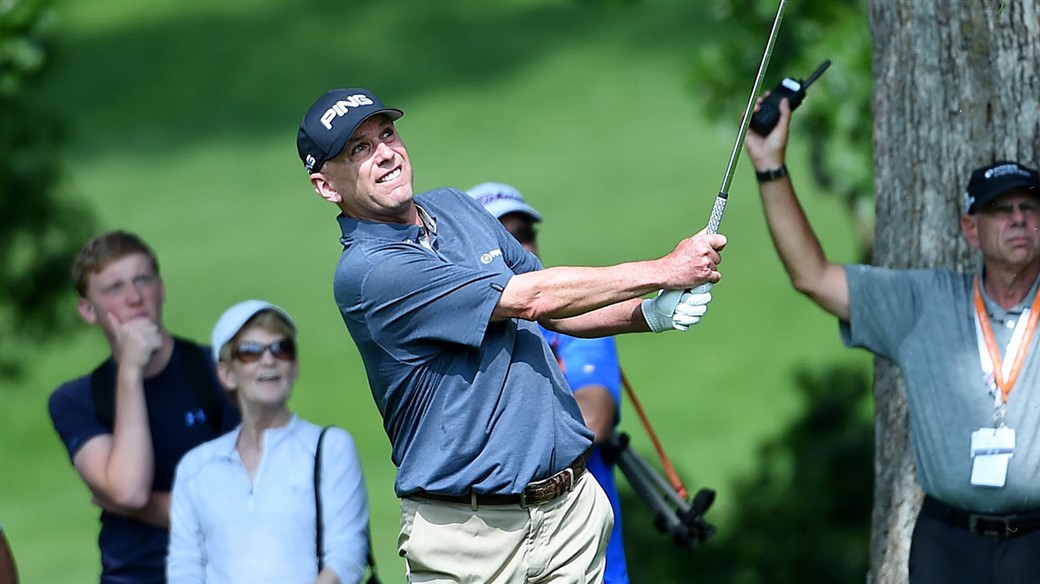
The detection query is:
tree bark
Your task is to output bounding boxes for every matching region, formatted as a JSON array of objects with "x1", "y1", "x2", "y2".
[{"x1": 866, "y1": 1, "x2": 1039, "y2": 582}]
